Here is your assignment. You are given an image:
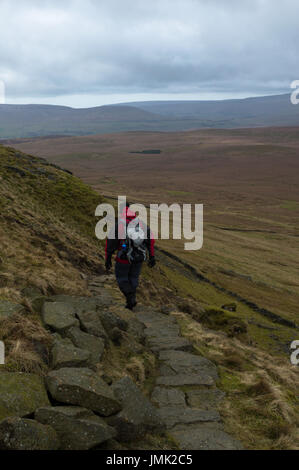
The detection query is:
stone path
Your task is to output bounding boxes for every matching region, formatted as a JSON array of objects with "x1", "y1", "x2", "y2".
[
  {"x1": 136, "y1": 307, "x2": 243, "y2": 450},
  {"x1": 0, "y1": 274, "x2": 243, "y2": 450}
]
